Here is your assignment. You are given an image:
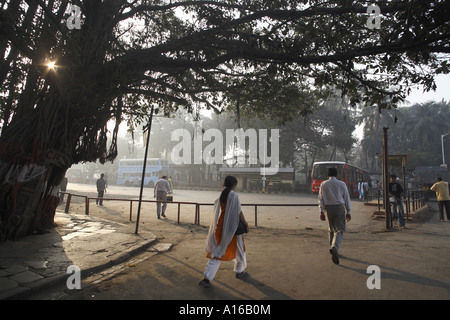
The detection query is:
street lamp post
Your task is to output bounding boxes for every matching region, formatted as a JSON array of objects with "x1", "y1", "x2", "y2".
[
  {"x1": 135, "y1": 105, "x2": 155, "y2": 235},
  {"x1": 441, "y1": 133, "x2": 448, "y2": 167},
  {"x1": 383, "y1": 127, "x2": 392, "y2": 230}
]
